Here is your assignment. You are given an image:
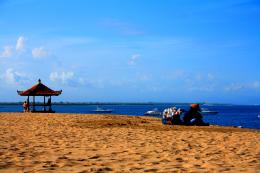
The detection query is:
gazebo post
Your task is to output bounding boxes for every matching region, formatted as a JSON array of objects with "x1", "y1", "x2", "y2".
[
  {"x1": 27, "y1": 96, "x2": 30, "y2": 111},
  {"x1": 49, "y1": 96, "x2": 52, "y2": 111},
  {"x1": 44, "y1": 96, "x2": 46, "y2": 111},
  {"x1": 33, "y1": 96, "x2": 35, "y2": 112}
]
